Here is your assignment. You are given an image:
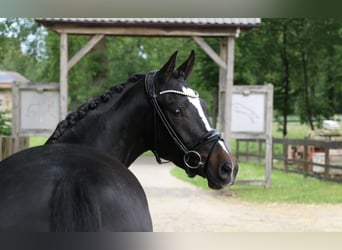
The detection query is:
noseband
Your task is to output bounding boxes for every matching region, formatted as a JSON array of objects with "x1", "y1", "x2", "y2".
[{"x1": 145, "y1": 71, "x2": 223, "y2": 173}]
